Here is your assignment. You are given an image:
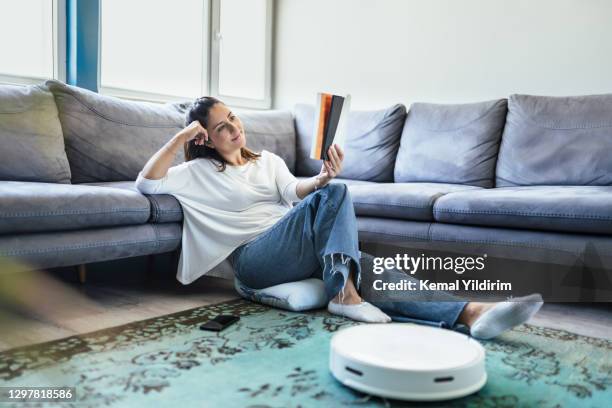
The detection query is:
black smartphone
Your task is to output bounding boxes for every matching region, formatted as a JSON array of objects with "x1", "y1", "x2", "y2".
[{"x1": 199, "y1": 314, "x2": 240, "y2": 332}]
